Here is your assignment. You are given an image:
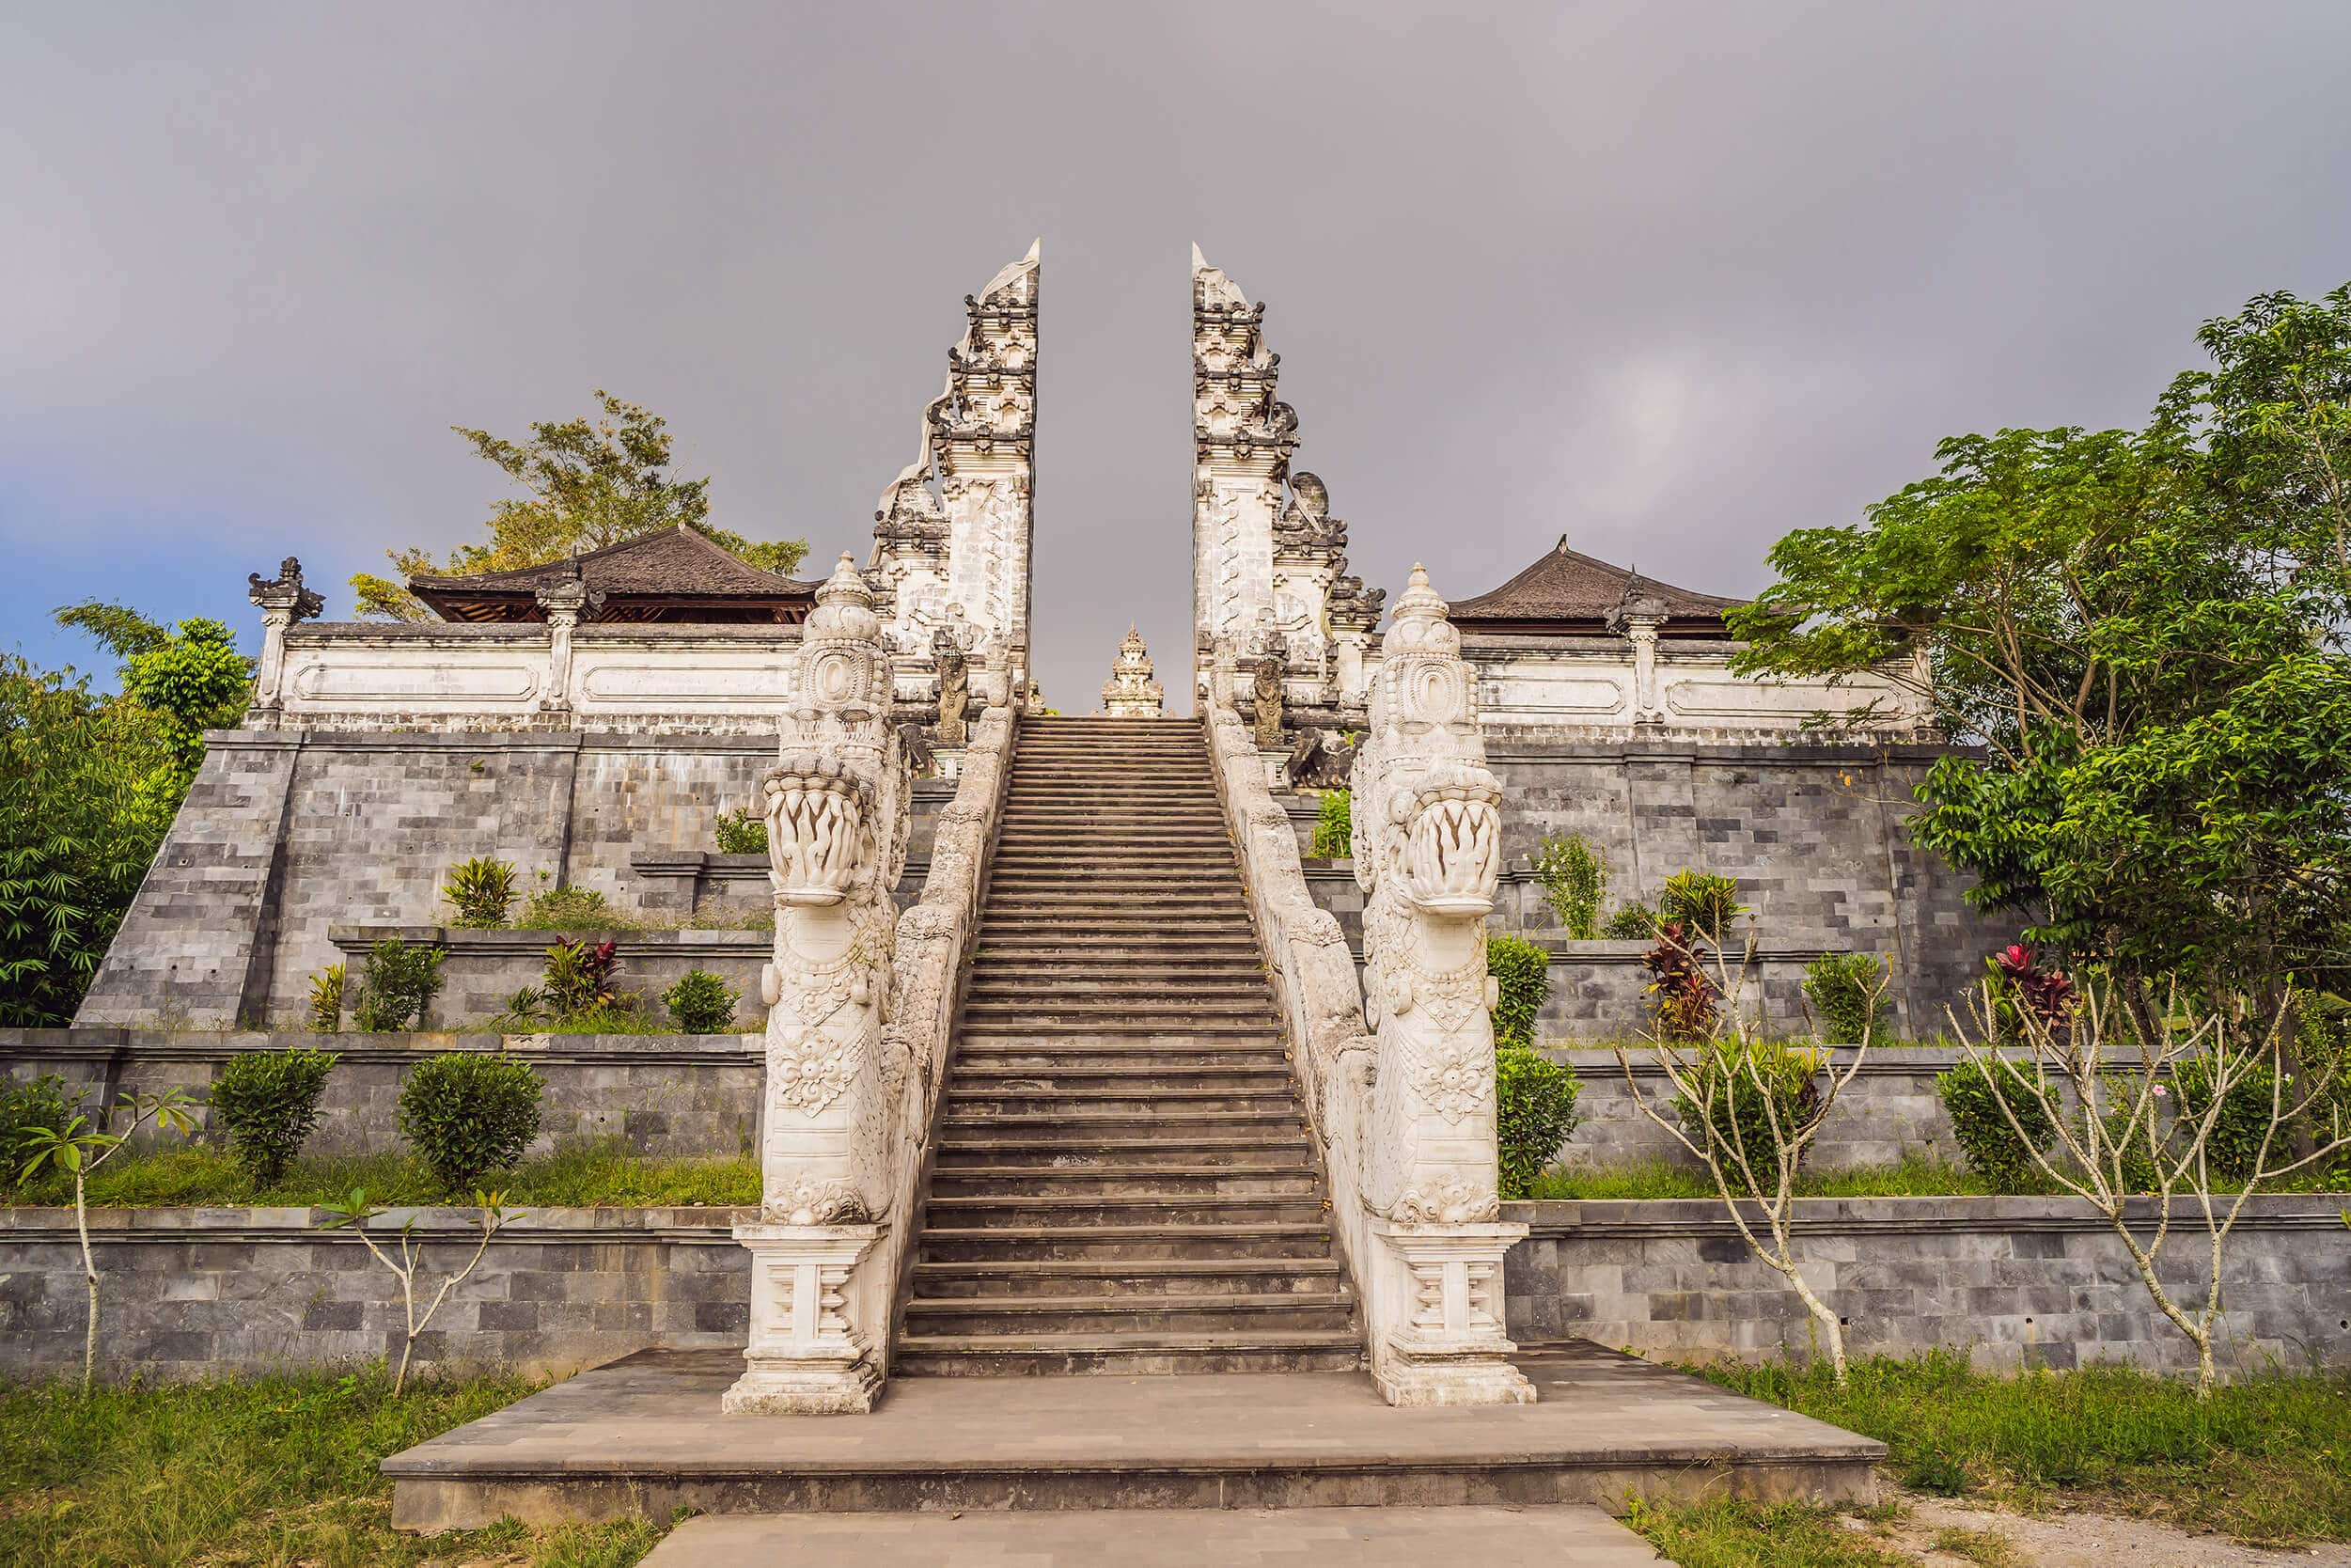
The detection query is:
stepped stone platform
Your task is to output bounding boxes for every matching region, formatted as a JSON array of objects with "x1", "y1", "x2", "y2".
[
  {"x1": 381, "y1": 1342, "x2": 1883, "y2": 1530},
  {"x1": 641, "y1": 1503, "x2": 1666, "y2": 1565}
]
